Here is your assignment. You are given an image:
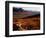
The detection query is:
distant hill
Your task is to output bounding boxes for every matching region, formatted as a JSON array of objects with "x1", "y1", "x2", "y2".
[
  {"x1": 13, "y1": 7, "x2": 40, "y2": 19},
  {"x1": 13, "y1": 7, "x2": 24, "y2": 12},
  {"x1": 22, "y1": 14, "x2": 40, "y2": 19}
]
